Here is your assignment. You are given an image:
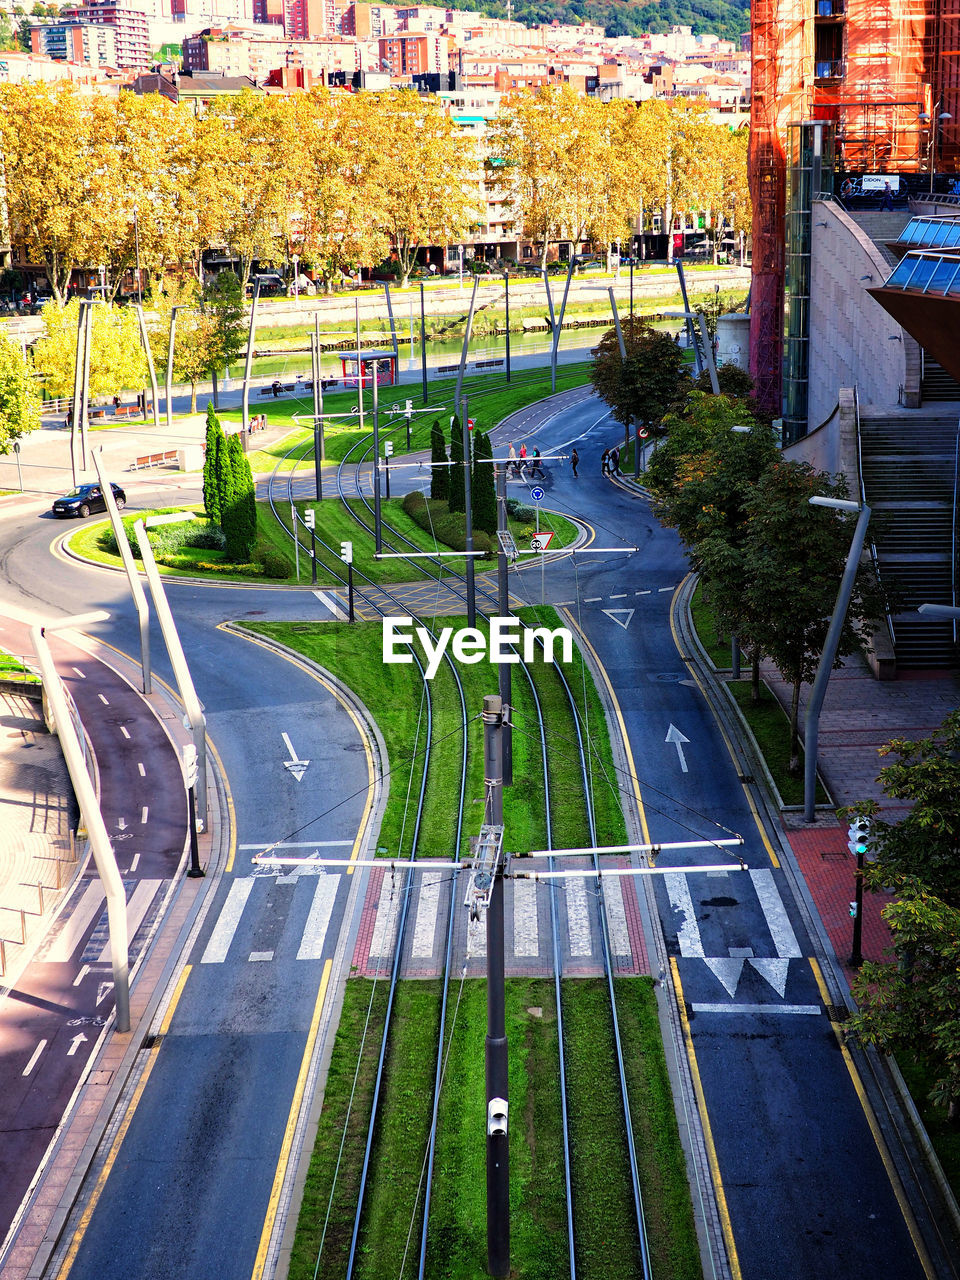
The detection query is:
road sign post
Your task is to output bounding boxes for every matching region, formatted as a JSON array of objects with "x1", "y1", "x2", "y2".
[
  {"x1": 341, "y1": 541, "x2": 354, "y2": 622},
  {"x1": 384, "y1": 439, "x2": 393, "y2": 501},
  {"x1": 305, "y1": 508, "x2": 317, "y2": 585}
]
